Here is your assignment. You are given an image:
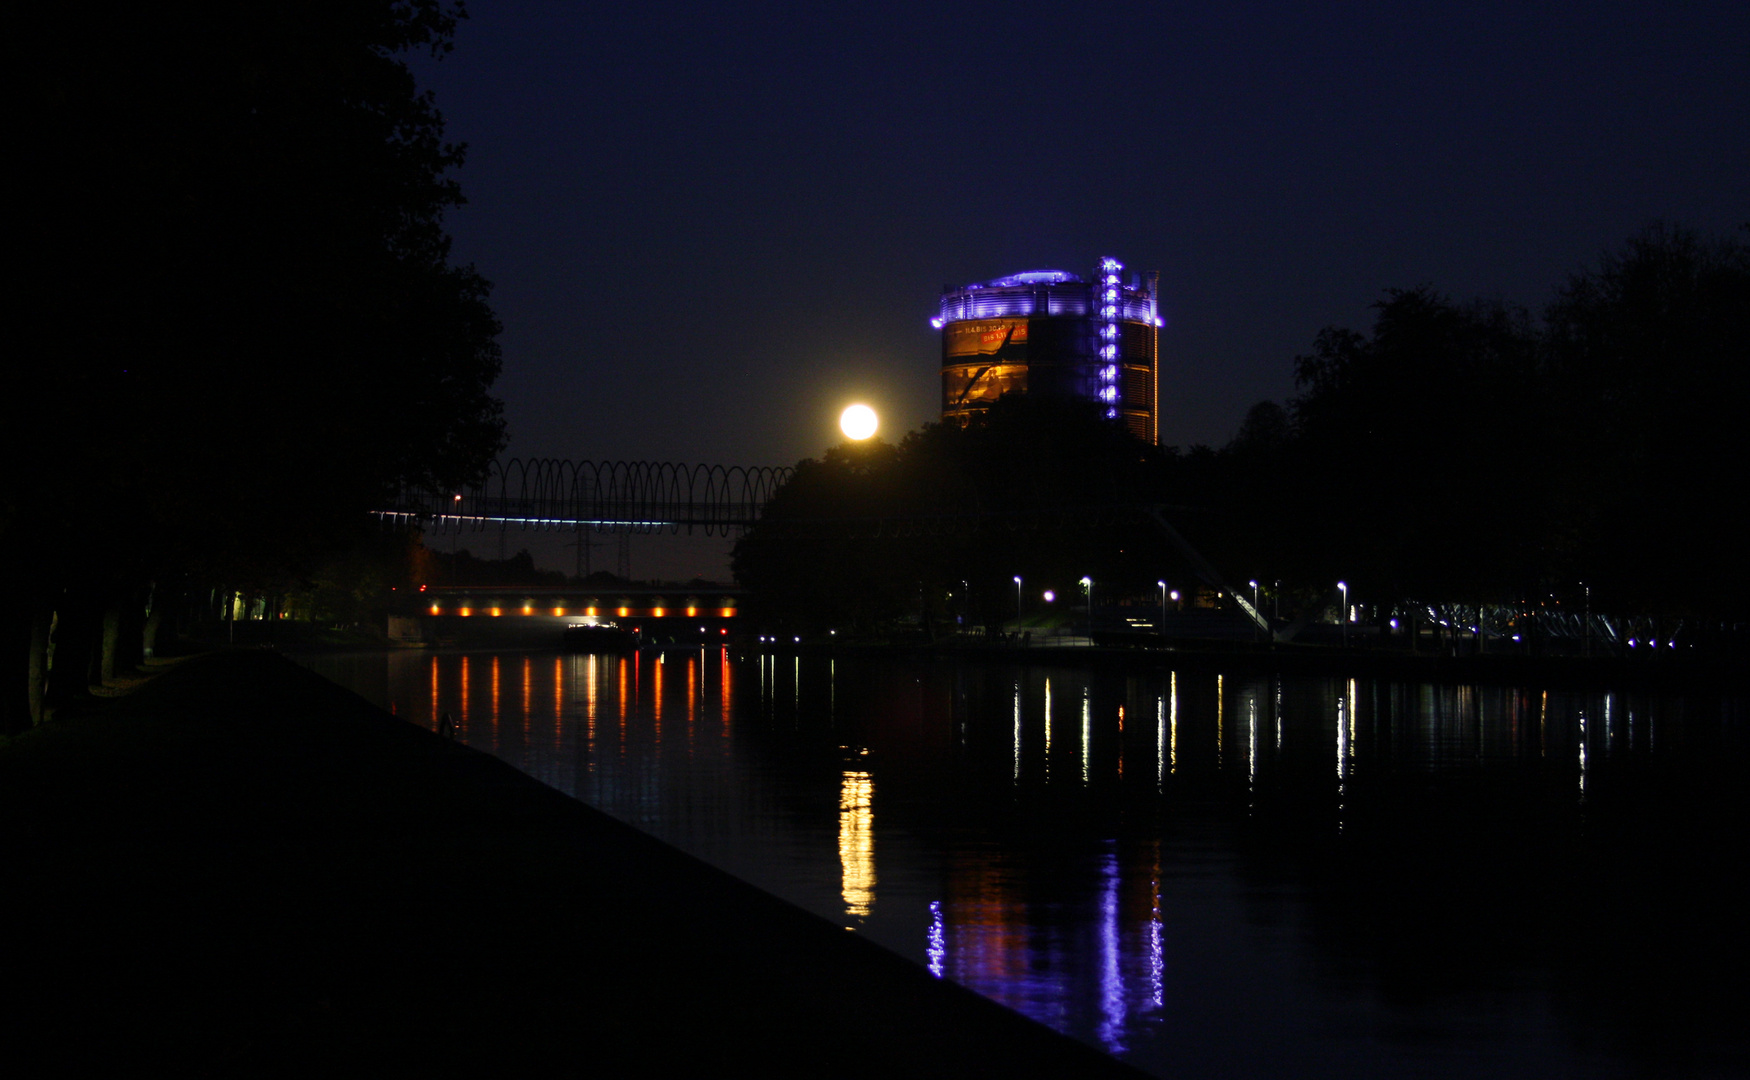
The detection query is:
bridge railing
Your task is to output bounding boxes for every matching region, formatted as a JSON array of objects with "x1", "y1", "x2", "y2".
[{"x1": 376, "y1": 458, "x2": 795, "y2": 535}]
